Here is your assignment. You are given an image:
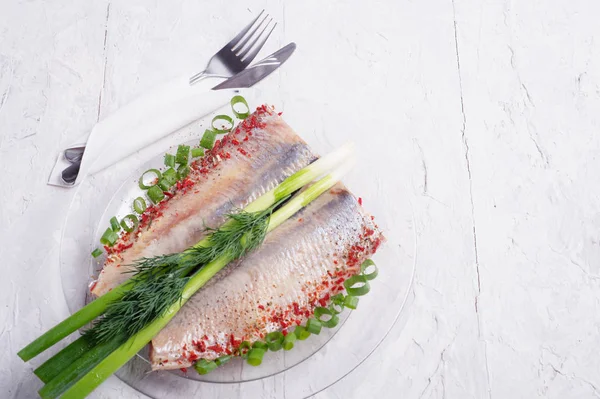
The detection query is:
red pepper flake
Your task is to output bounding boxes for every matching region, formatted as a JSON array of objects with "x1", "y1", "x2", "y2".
[
  {"x1": 238, "y1": 148, "x2": 248, "y2": 156},
  {"x1": 164, "y1": 191, "x2": 174, "y2": 198},
  {"x1": 358, "y1": 197, "x2": 363, "y2": 206},
  {"x1": 188, "y1": 352, "x2": 199, "y2": 361},
  {"x1": 243, "y1": 136, "x2": 249, "y2": 141},
  {"x1": 370, "y1": 215, "x2": 375, "y2": 220},
  {"x1": 231, "y1": 139, "x2": 240, "y2": 145},
  {"x1": 180, "y1": 368, "x2": 187, "y2": 373},
  {"x1": 278, "y1": 112, "x2": 283, "y2": 116},
  {"x1": 89, "y1": 281, "x2": 97, "y2": 292},
  {"x1": 298, "y1": 218, "x2": 303, "y2": 222},
  {"x1": 196, "y1": 341, "x2": 206, "y2": 352},
  {"x1": 207, "y1": 344, "x2": 224, "y2": 354},
  {"x1": 292, "y1": 302, "x2": 301, "y2": 315},
  {"x1": 258, "y1": 304, "x2": 265, "y2": 310},
  {"x1": 335, "y1": 278, "x2": 345, "y2": 285},
  {"x1": 282, "y1": 329, "x2": 288, "y2": 336},
  {"x1": 333, "y1": 260, "x2": 338, "y2": 265}
]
